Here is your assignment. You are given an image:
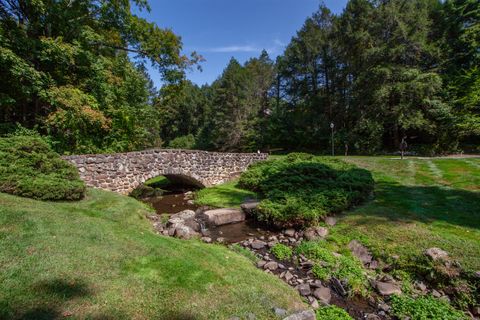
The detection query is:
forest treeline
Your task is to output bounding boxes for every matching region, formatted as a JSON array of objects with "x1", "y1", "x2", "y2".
[{"x1": 1, "y1": 0, "x2": 478, "y2": 155}]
